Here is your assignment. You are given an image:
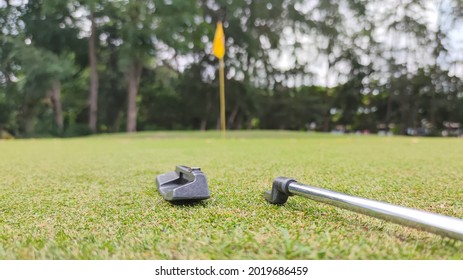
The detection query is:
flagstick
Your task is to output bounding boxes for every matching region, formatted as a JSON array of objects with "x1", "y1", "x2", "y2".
[{"x1": 219, "y1": 58, "x2": 226, "y2": 137}]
